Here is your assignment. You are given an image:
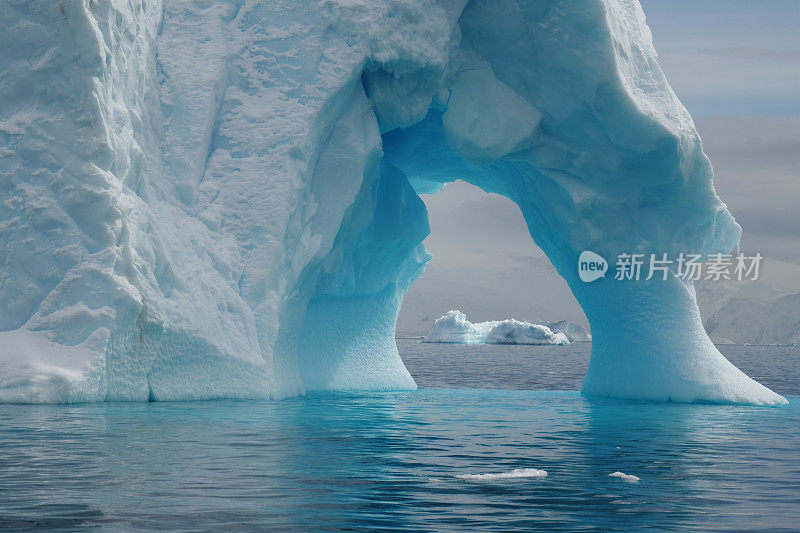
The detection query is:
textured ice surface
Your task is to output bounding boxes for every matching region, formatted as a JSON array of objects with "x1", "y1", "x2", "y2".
[
  {"x1": 0, "y1": 0, "x2": 785, "y2": 404},
  {"x1": 486, "y1": 320, "x2": 570, "y2": 346},
  {"x1": 425, "y1": 310, "x2": 571, "y2": 345},
  {"x1": 425, "y1": 310, "x2": 500, "y2": 344}
]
